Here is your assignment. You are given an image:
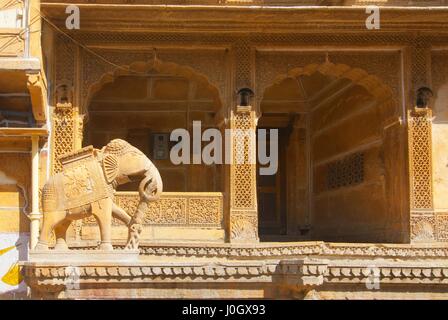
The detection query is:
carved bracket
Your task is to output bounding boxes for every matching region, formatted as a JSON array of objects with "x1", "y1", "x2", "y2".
[{"x1": 27, "y1": 72, "x2": 47, "y2": 122}]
